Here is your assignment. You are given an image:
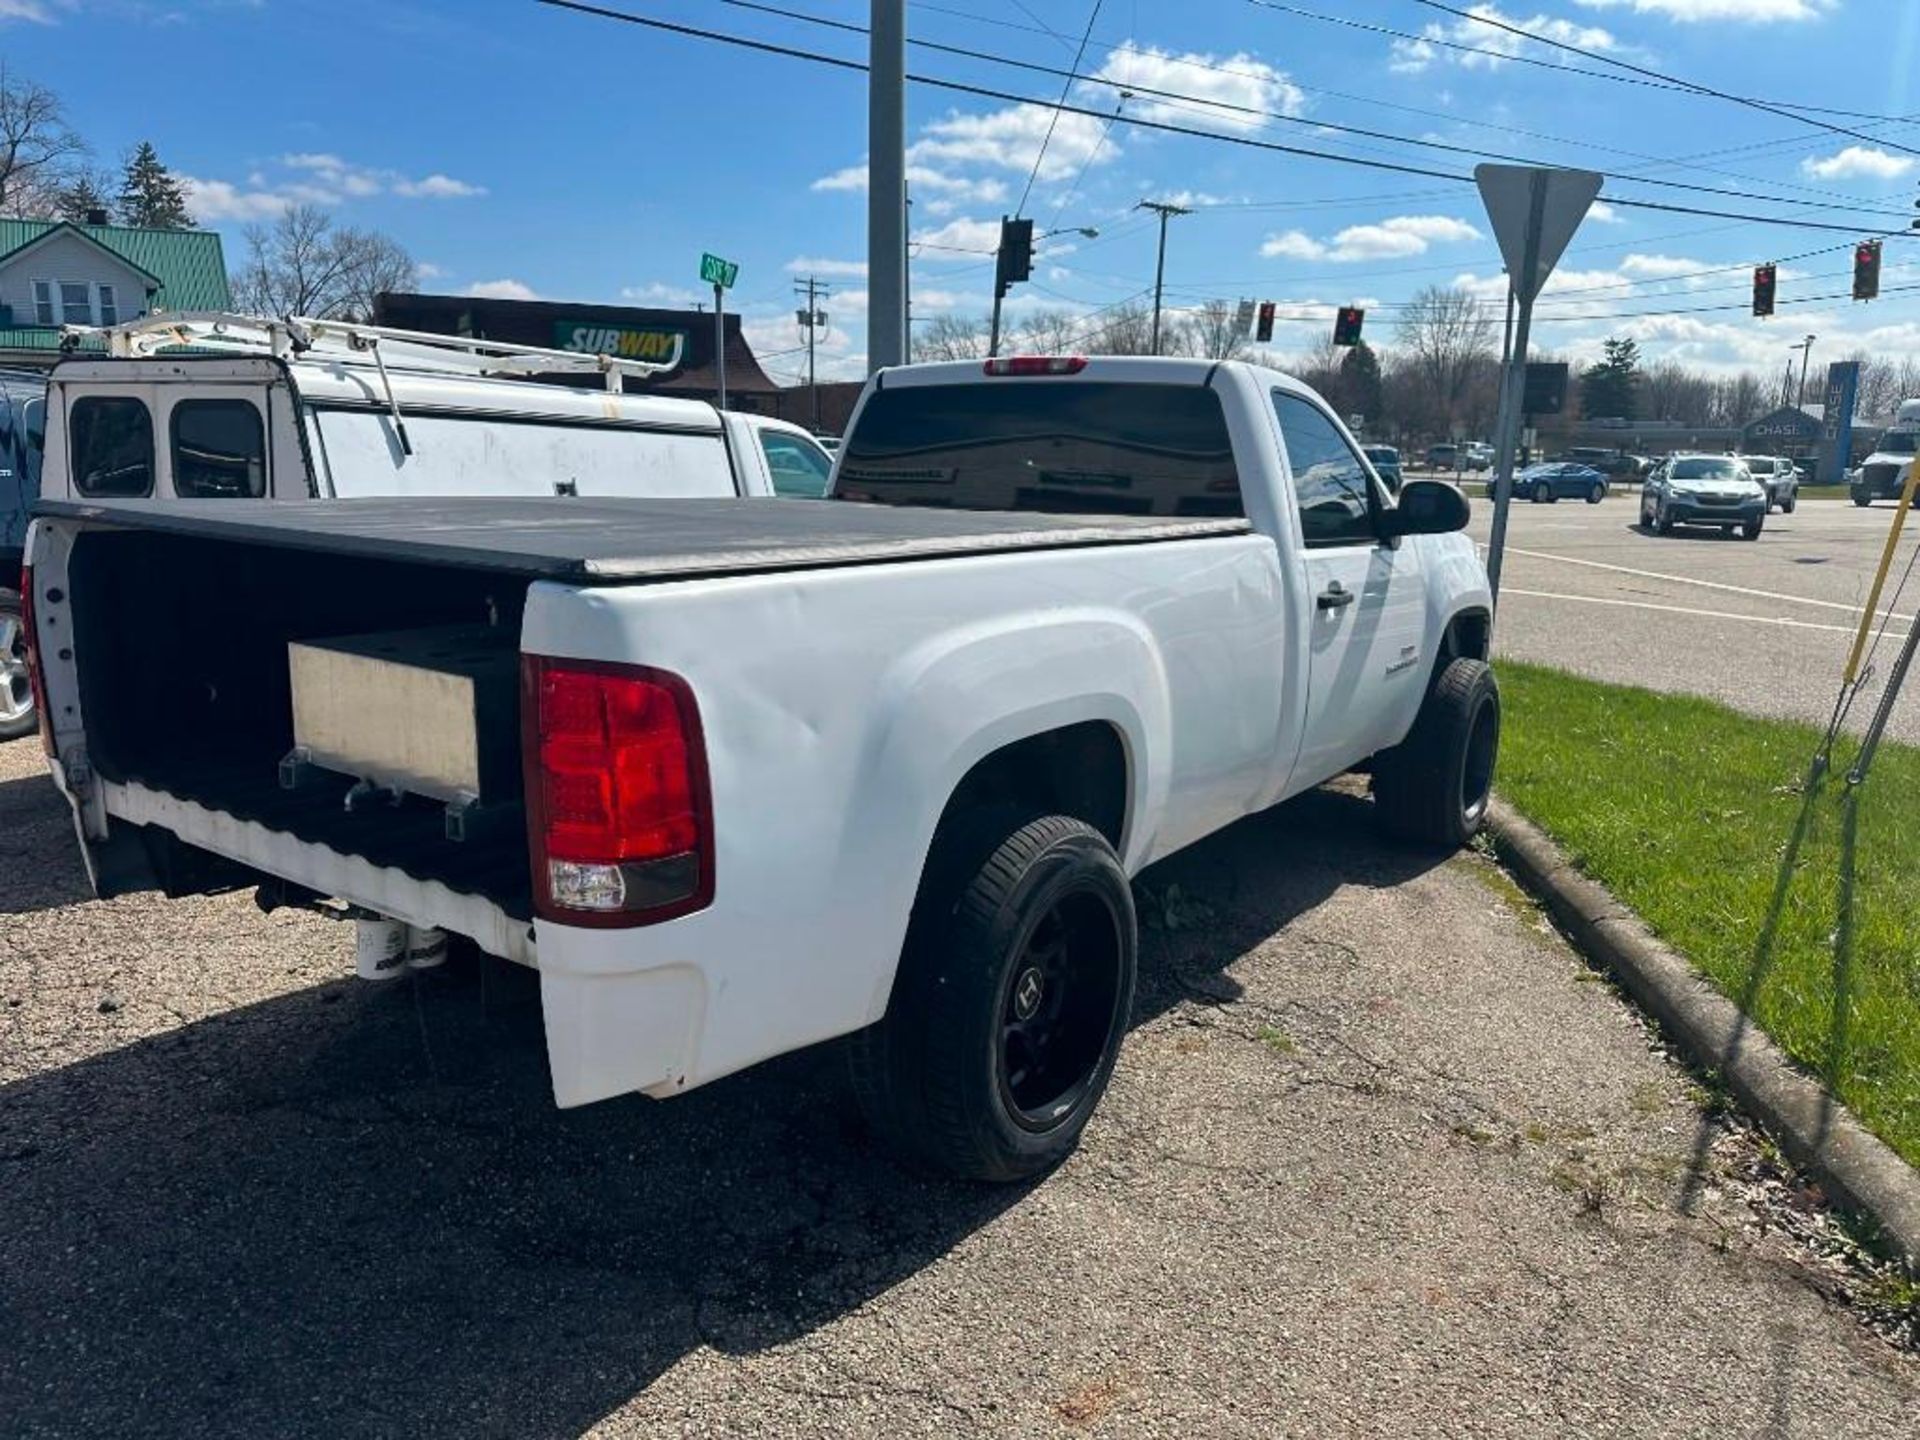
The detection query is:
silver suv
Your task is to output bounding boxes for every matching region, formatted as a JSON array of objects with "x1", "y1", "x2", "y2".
[{"x1": 1739, "y1": 455, "x2": 1799, "y2": 513}]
